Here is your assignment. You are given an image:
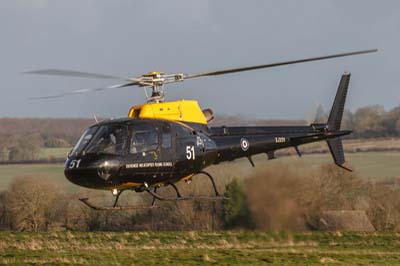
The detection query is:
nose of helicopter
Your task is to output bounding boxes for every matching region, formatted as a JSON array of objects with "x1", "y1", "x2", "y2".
[{"x1": 64, "y1": 157, "x2": 122, "y2": 189}]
